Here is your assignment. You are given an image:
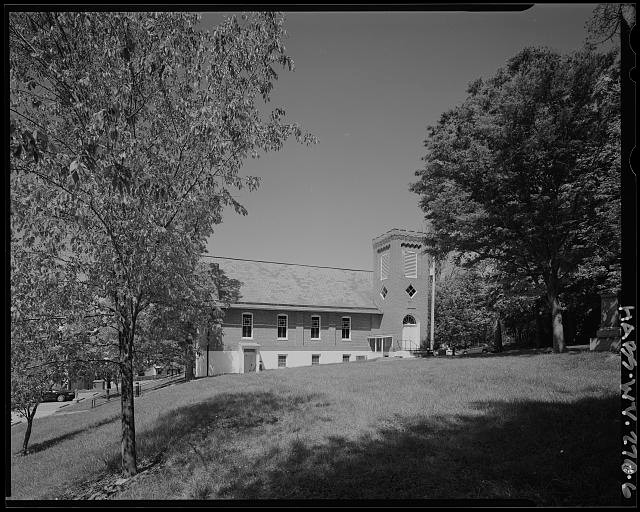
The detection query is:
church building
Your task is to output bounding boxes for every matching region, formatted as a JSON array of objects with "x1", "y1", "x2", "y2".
[{"x1": 195, "y1": 229, "x2": 432, "y2": 376}]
